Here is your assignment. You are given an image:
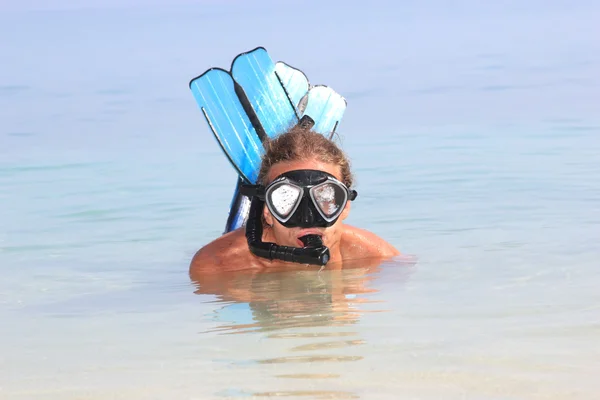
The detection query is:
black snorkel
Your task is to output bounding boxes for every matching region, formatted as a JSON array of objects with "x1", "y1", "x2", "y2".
[
  {"x1": 243, "y1": 115, "x2": 331, "y2": 266},
  {"x1": 242, "y1": 115, "x2": 347, "y2": 266},
  {"x1": 245, "y1": 196, "x2": 330, "y2": 266}
]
